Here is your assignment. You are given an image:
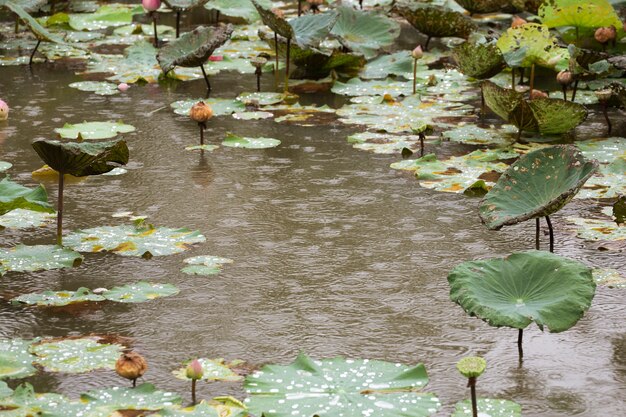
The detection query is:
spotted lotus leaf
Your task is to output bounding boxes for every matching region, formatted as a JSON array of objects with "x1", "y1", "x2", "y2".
[
  {"x1": 30, "y1": 337, "x2": 125, "y2": 373},
  {"x1": 0, "y1": 383, "x2": 69, "y2": 416},
  {"x1": 153, "y1": 401, "x2": 221, "y2": 416},
  {"x1": 0, "y1": 245, "x2": 83, "y2": 276},
  {"x1": 237, "y1": 92, "x2": 285, "y2": 106},
  {"x1": 442, "y1": 124, "x2": 517, "y2": 145},
  {"x1": 113, "y1": 23, "x2": 176, "y2": 36},
  {"x1": 221, "y1": 133, "x2": 280, "y2": 149},
  {"x1": 82, "y1": 41, "x2": 161, "y2": 84},
  {"x1": 68, "y1": 81, "x2": 120, "y2": 96},
  {"x1": 452, "y1": 398, "x2": 522, "y2": 416},
  {"x1": 54, "y1": 121, "x2": 135, "y2": 140},
  {"x1": 68, "y1": 3, "x2": 143, "y2": 31},
  {"x1": 103, "y1": 282, "x2": 180, "y2": 303},
  {"x1": 452, "y1": 34, "x2": 505, "y2": 80},
  {"x1": 244, "y1": 352, "x2": 441, "y2": 417},
  {"x1": 331, "y1": 77, "x2": 414, "y2": 97},
  {"x1": 181, "y1": 255, "x2": 233, "y2": 275},
  {"x1": 0, "y1": 176, "x2": 54, "y2": 216},
  {"x1": 173, "y1": 358, "x2": 244, "y2": 382},
  {"x1": 80, "y1": 383, "x2": 182, "y2": 411},
  {"x1": 575, "y1": 137, "x2": 626, "y2": 164},
  {"x1": 289, "y1": 10, "x2": 340, "y2": 51},
  {"x1": 455, "y1": 0, "x2": 509, "y2": 14},
  {"x1": 593, "y1": 268, "x2": 626, "y2": 288},
  {"x1": 0, "y1": 339, "x2": 37, "y2": 379},
  {"x1": 206, "y1": 0, "x2": 272, "y2": 23},
  {"x1": 449, "y1": 250, "x2": 596, "y2": 332},
  {"x1": 171, "y1": 98, "x2": 245, "y2": 116},
  {"x1": 393, "y1": 1, "x2": 476, "y2": 39},
  {"x1": 496, "y1": 23, "x2": 569, "y2": 71},
  {"x1": 12, "y1": 287, "x2": 105, "y2": 307},
  {"x1": 251, "y1": 0, "x2": 294, "y2": 38},
  {"x1": 539, "y1": 0, "x2": 622, "y2": 33}
]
